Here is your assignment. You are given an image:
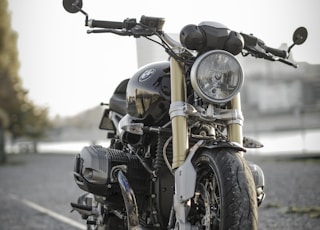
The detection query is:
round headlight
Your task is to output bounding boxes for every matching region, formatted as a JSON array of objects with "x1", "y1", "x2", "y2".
[{"x1": 190, "y1": 50, "x2": 244, "y2": 104}]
